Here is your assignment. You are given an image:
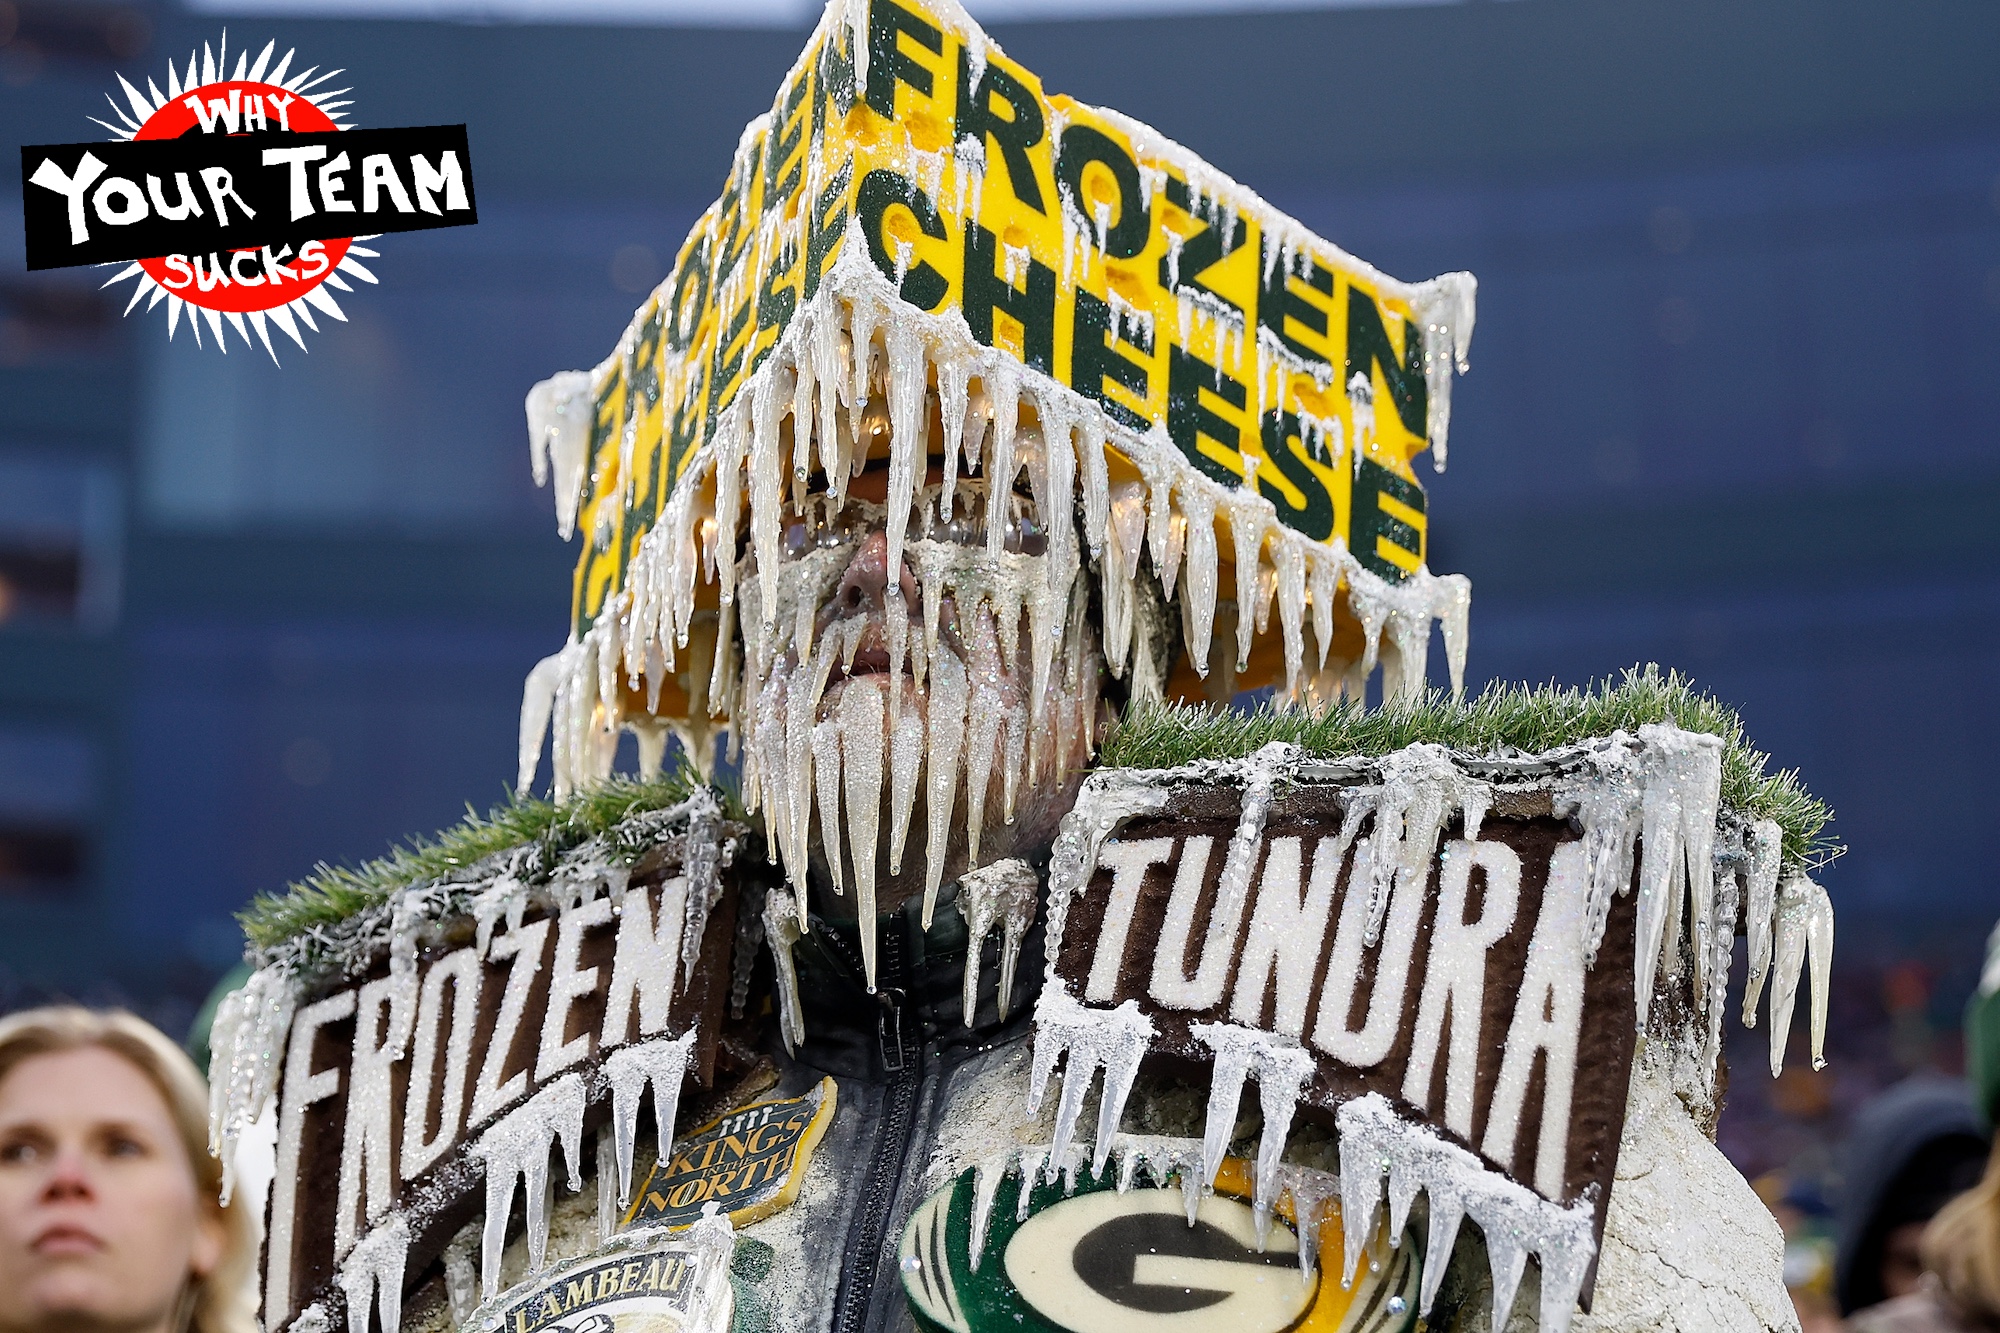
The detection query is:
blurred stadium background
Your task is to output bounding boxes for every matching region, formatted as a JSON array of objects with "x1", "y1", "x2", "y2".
[{"x1": 3, "y1": 0, "x2": 1998, "y2": 1300}]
